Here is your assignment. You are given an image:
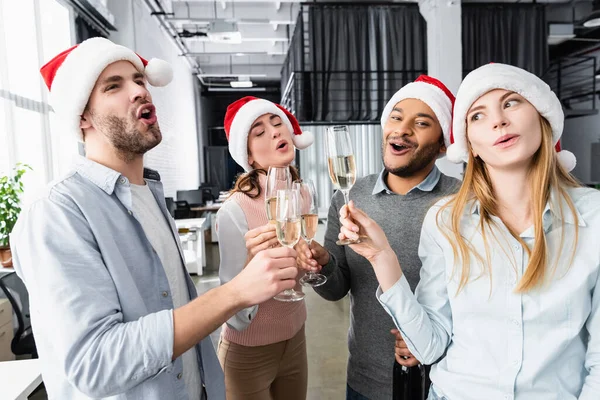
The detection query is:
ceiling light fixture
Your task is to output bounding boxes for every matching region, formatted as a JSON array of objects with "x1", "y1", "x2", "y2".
[
  {"x1": 207, "y1": 21, "x2": 242, "y2": 44},
  {"x1": 230, "y1": 76, "x2": 253, "y2": 88},
  {"x1": 583, "y1": 0, "x2": 600, "y2": 28}
]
